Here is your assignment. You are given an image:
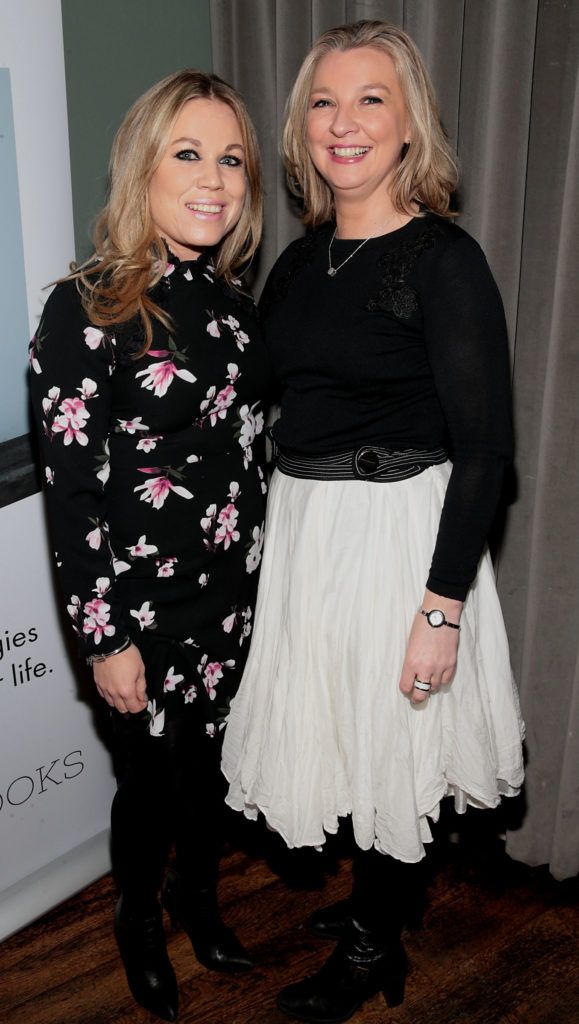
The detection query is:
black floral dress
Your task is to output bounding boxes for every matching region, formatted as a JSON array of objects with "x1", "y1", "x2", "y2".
[{"x1": 30, "y1": 255, "x2": 269, "y2": 737}]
